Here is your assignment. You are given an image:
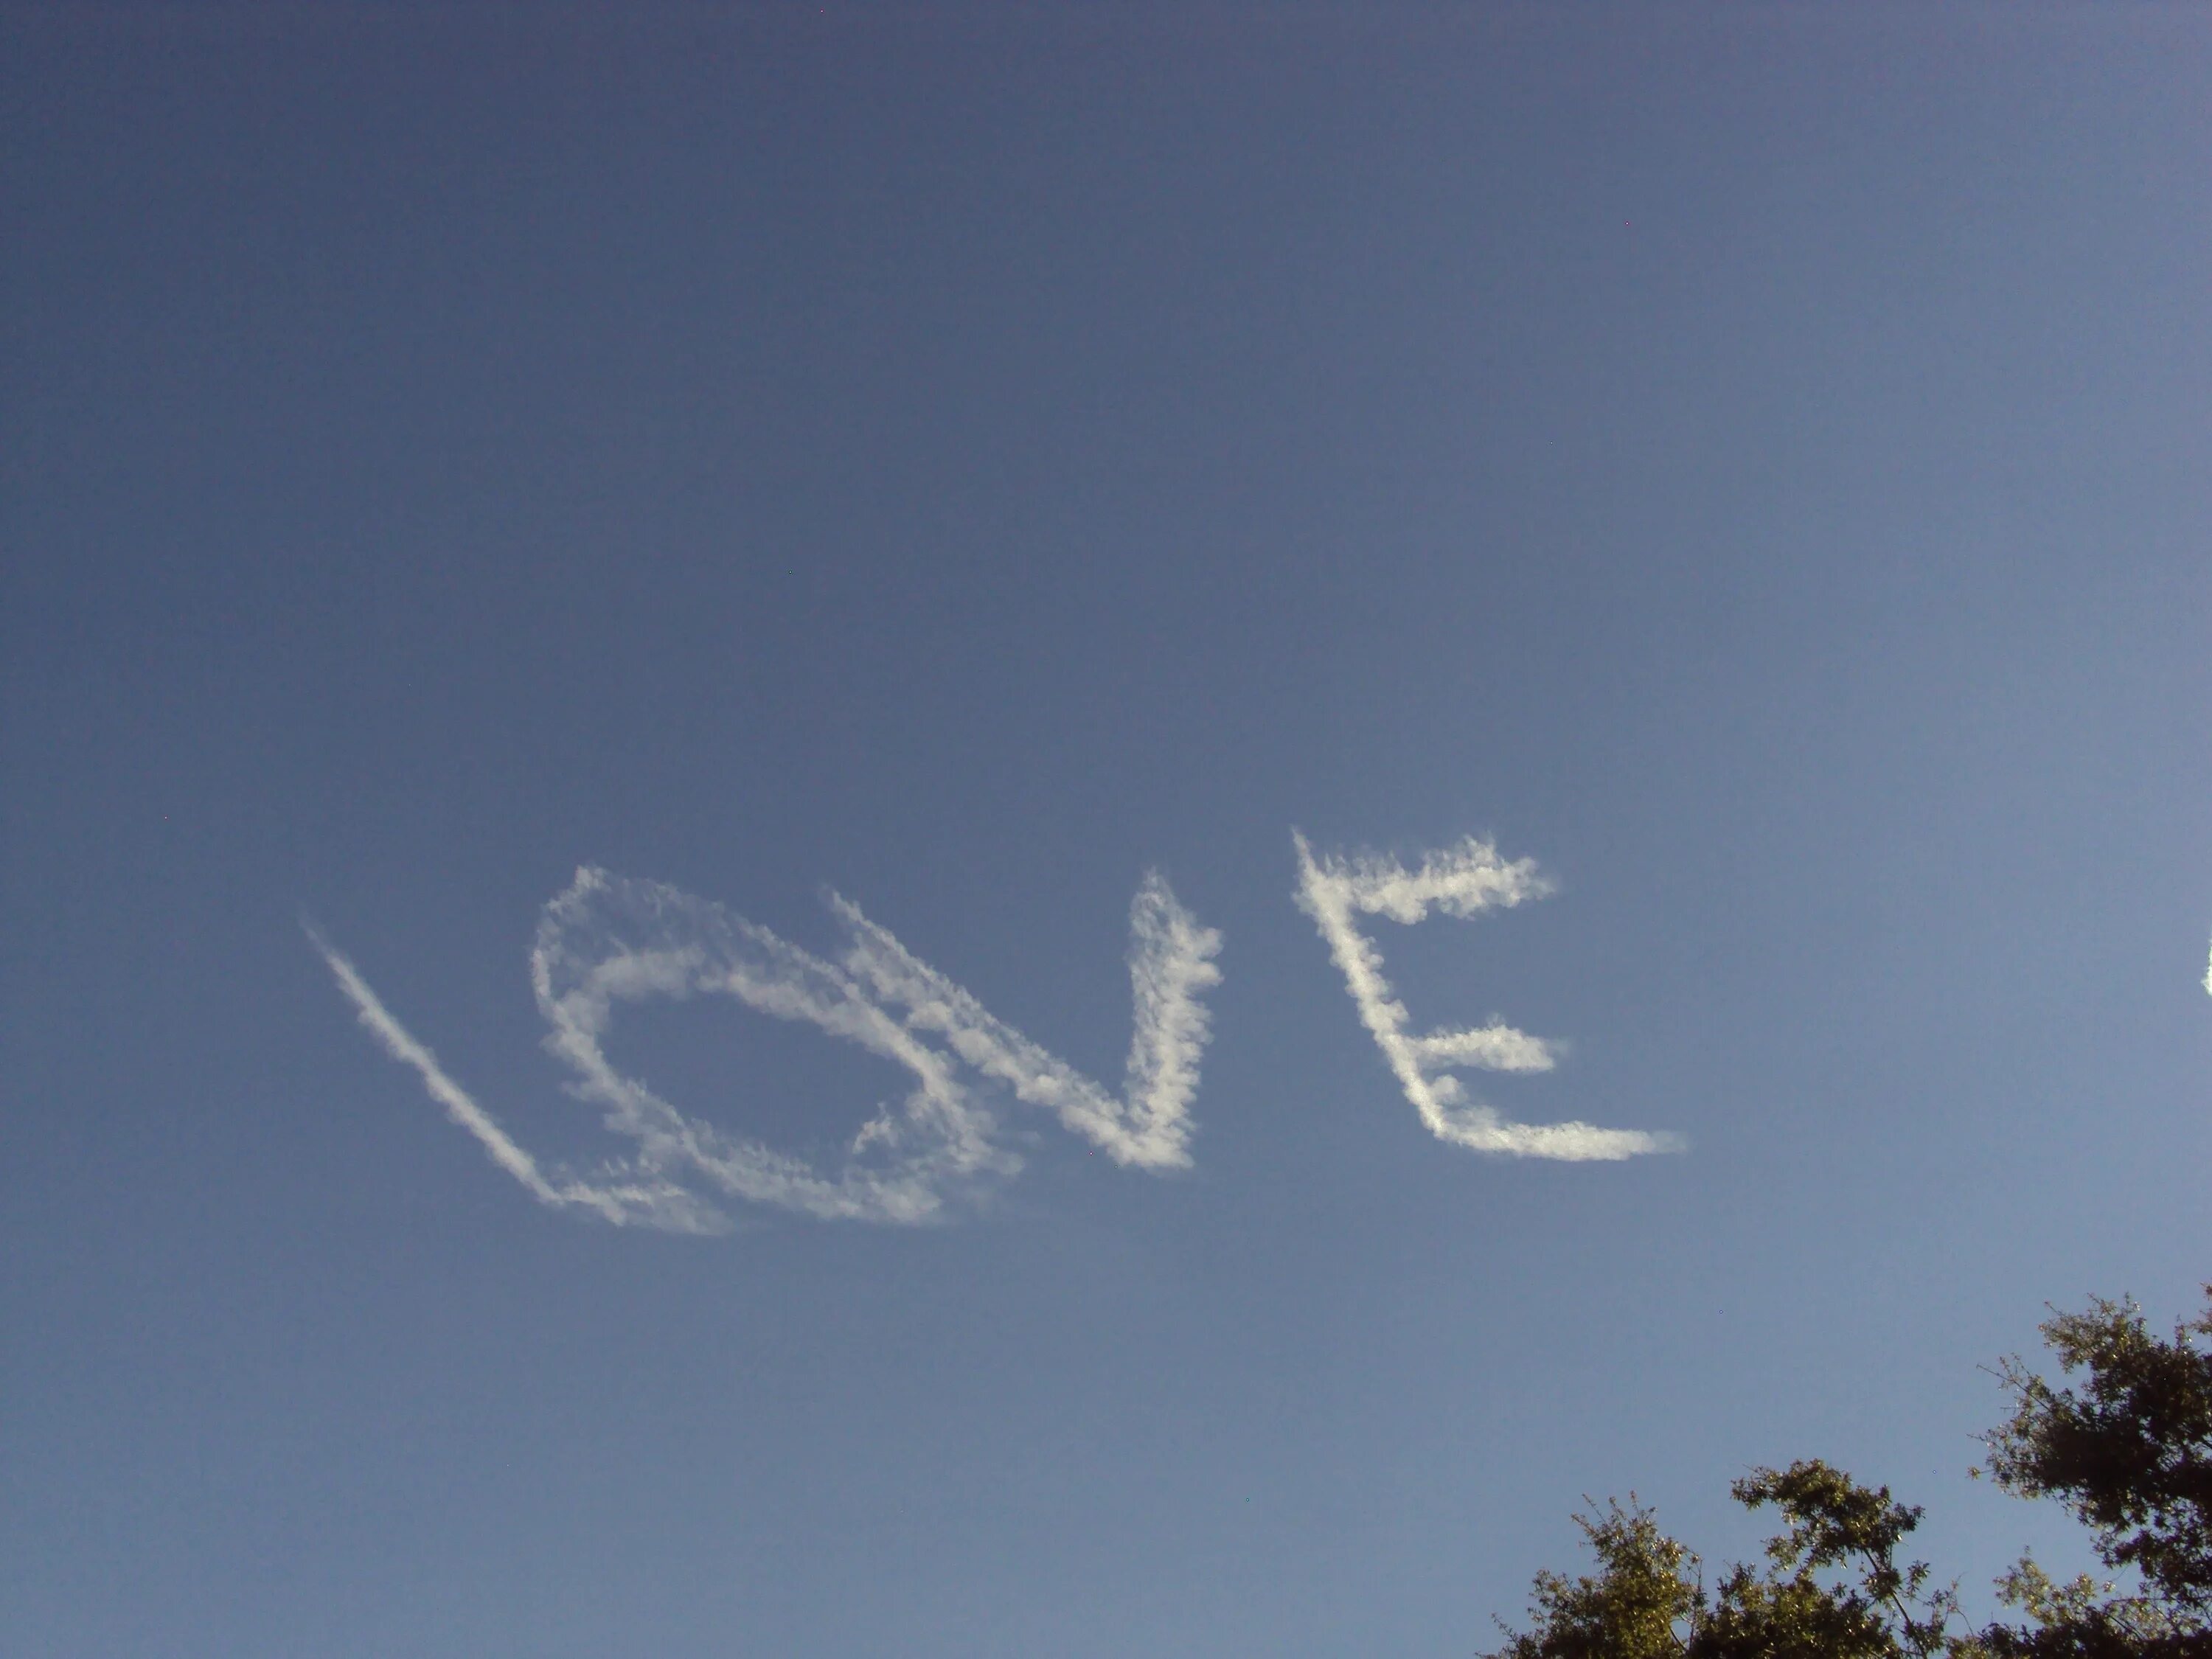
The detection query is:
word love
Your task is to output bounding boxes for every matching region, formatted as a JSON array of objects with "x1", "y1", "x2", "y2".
[{"x1": 311, "y1": 835, "x2": 1681, "y2": 1234}]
